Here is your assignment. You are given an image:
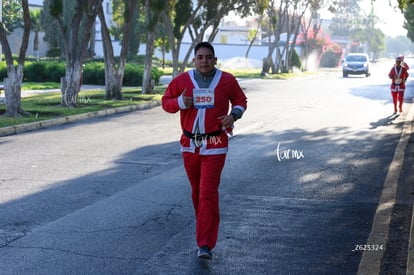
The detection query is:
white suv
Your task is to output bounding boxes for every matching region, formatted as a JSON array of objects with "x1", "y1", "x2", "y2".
[{"x1": 342, "y1": 53, "x2": 371, "y2": 77}]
